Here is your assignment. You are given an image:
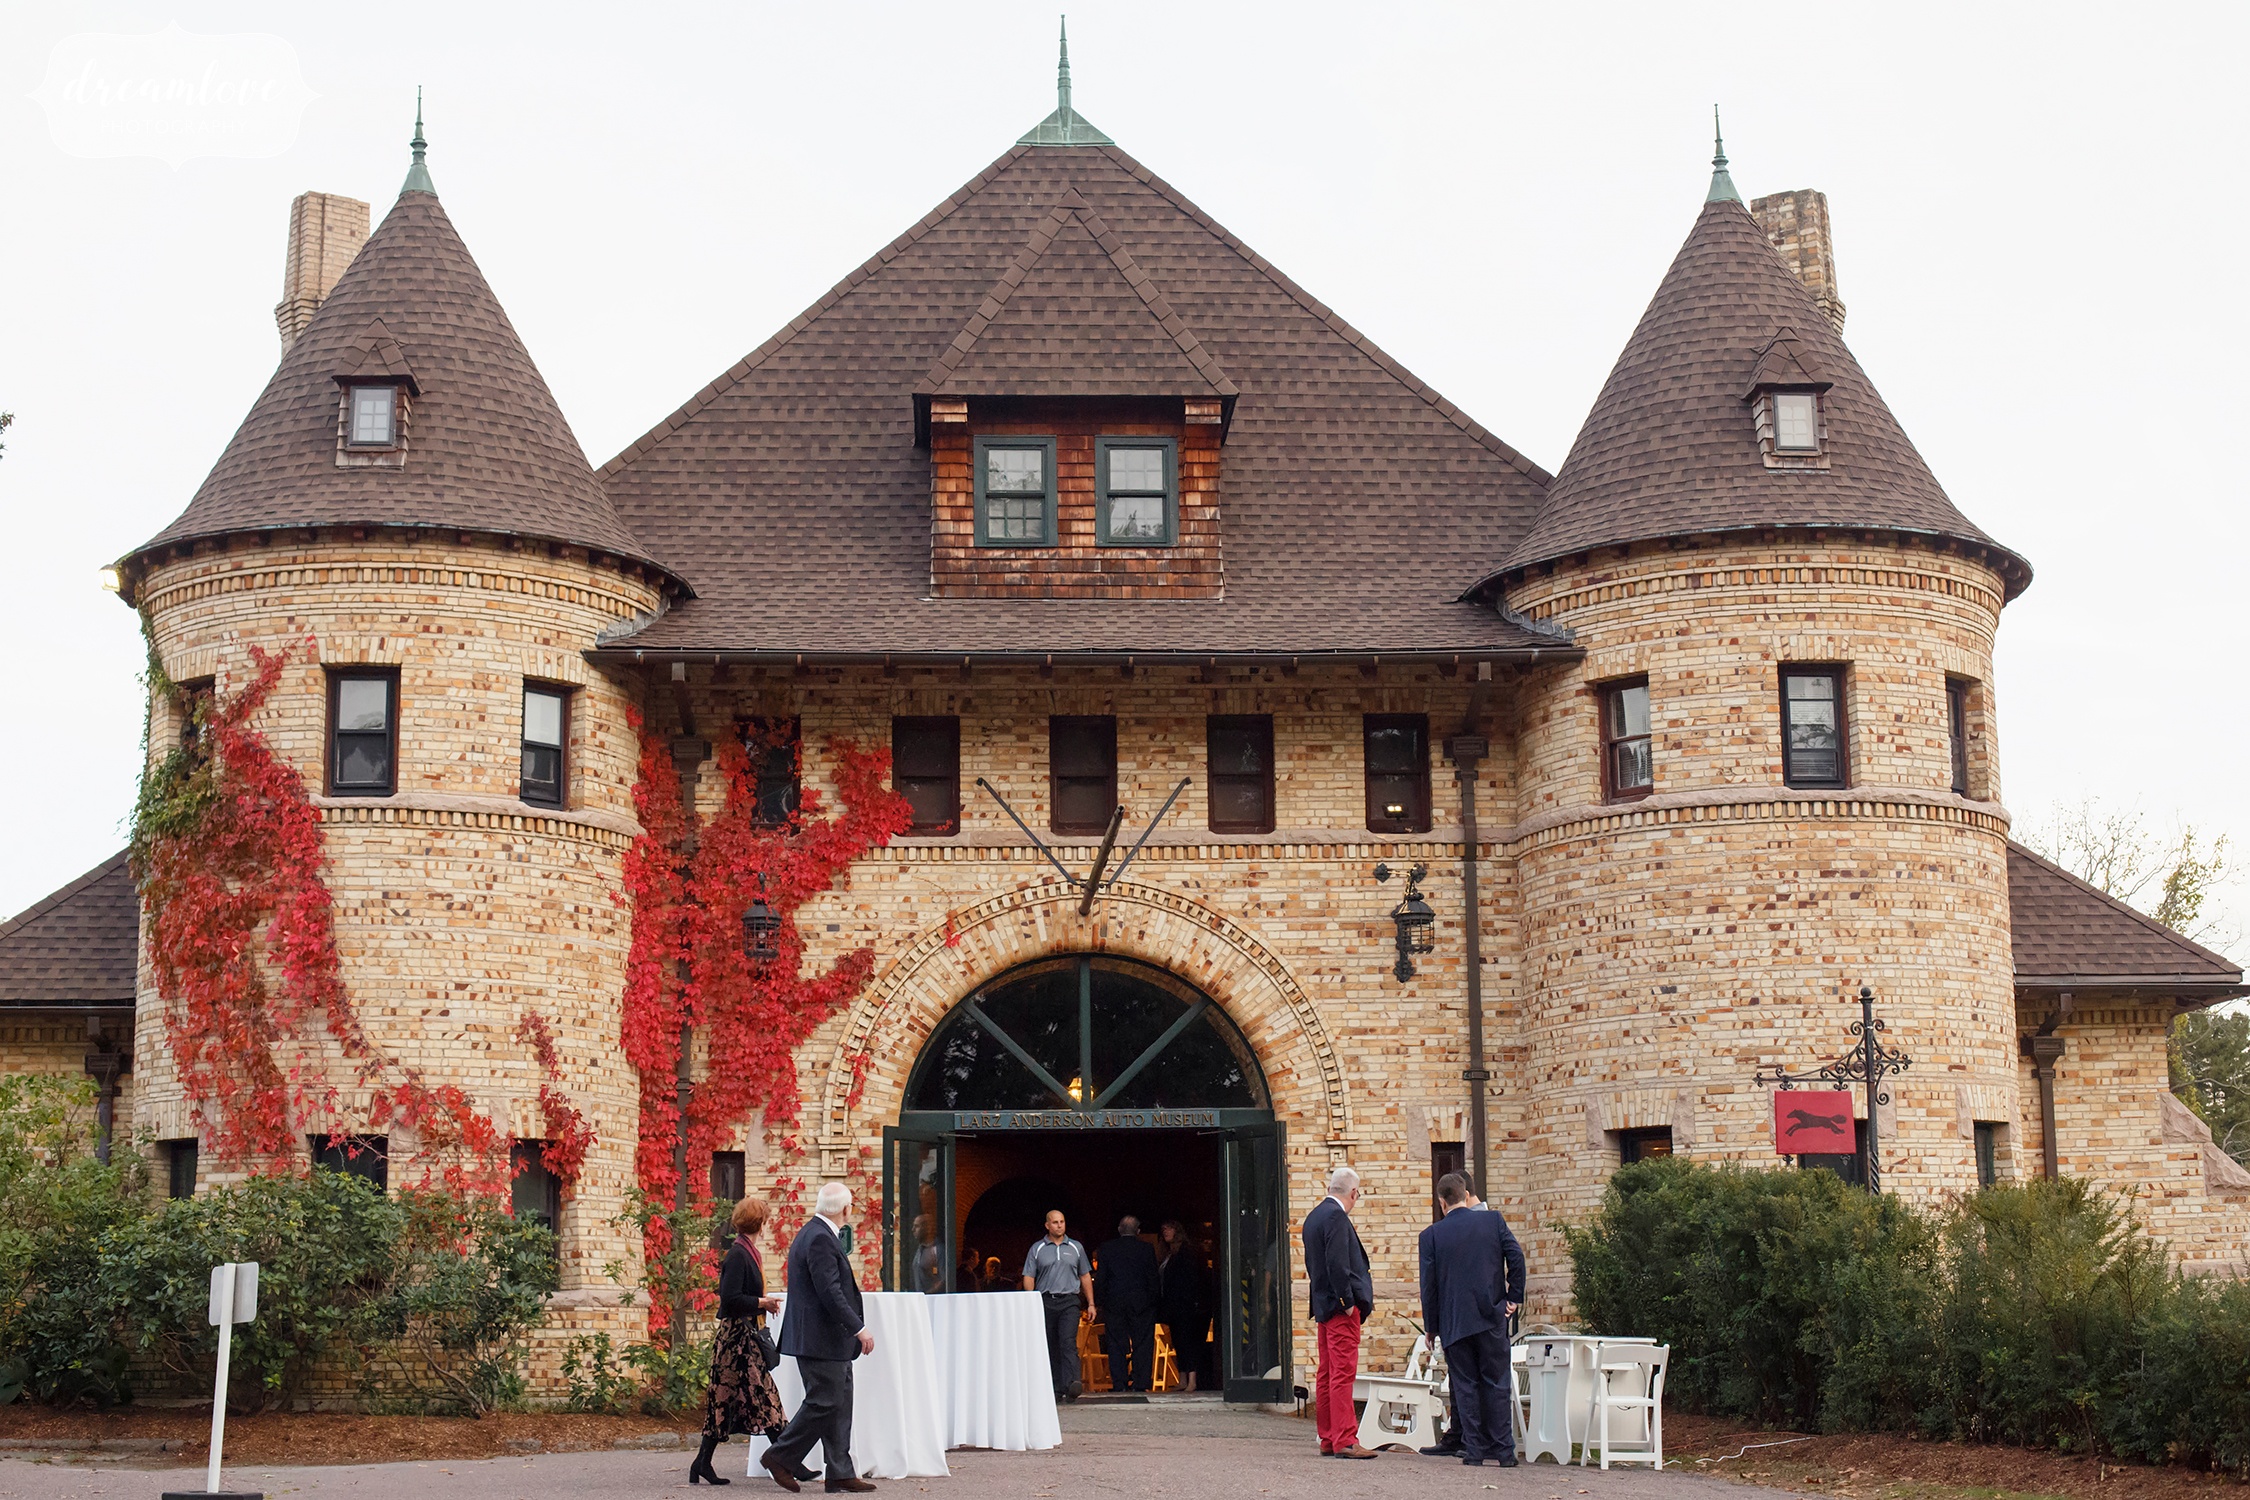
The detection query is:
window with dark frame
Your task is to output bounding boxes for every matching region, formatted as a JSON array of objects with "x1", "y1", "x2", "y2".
[
  {"x1": 178, "y1": 678, "x2": 215, "y2": 760},
  {"x1": 975, "y1": 436, "x2": 1057, "y2": 546},
  {"x1": 1430, "y1": 1141, "x2": 1466, "y2": 1223},
  {"x1": 1798, "y1": 1118, "x2": 1868, "y2": 1186},
  {"x1": 348, "y1": 384, "x2": 399, "y2": 447},
  {"x1": 521, "y1": 684, "x2": 568, "y2": 808},
  {"x1": 1780, "y1": 665, "x2": 1848, "y2": 789},
  {"x1": 310, "y1": 1133, "x2": 389, "y2": 1192},
  {"x1": 1096, "y1": 437, "x2": 1177, "y2": 545},
  {"x1": 510, "y1": 1141, "x2": 562, "y2": 1242},
  {"x1": 742, "y1": 717, "x2": 801, "y2": 828},
  {"x1": 1049, "y1": 715, "x2": 1118, "y2": 835},
  {"x1": 1206, "y1": 715, "x2": 1275, "y2": 834},
  {"x1": 1364, "y1": 714, "x2": 1432, "y2": 834},
  {"x1": 710, "y1": 1150, "x2": 747, "y2": 1249},
  {"x1": 164, "y1": 1138, "x2": 198, "y2": 1200},
  {"x1": 1618, "y1": 1127, "x2": 1674, "y2": 1165},
  {"x1": 327, "y1": 670, "x2": 398, "y2": 797},
  {"x1": 1974, "y1": 1121, "x2": 2000, "y2": 1188},
  {"x1": 1947, "y1": 679, "x2": 1972, "y2": 797},
  {"x1": 892, "y1": 716, "x2": 961, "y2": 836},
  {"x1": 1601, "y1": 678, "x2": 1653, "y2": 800}
]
